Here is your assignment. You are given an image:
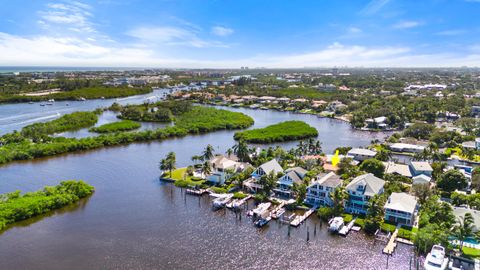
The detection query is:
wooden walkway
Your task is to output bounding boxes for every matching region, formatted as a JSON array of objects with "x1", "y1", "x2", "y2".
[
  {"x1": 290, "y1": 208, "x2": 315, "y2": 227},
  {"x1": 383, "y1": 228, "x2": 399, "y2": 255}
]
